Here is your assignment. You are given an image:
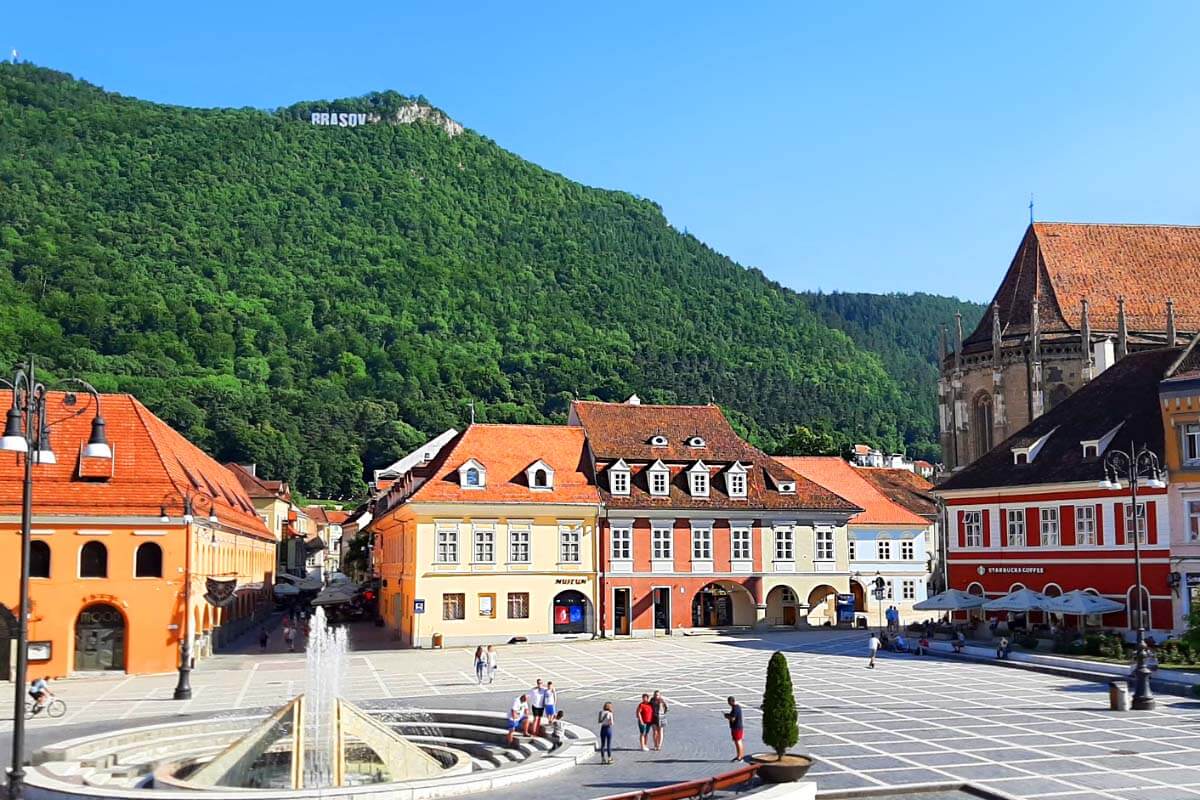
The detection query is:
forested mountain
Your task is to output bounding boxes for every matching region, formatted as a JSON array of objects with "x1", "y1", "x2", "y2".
[{"x1": 0, "y1": 64, "x2": 980, "y2": 496}]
